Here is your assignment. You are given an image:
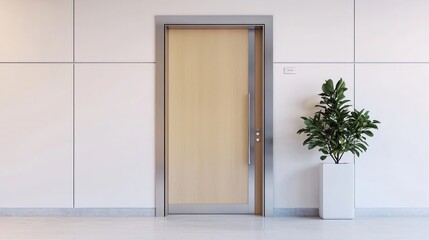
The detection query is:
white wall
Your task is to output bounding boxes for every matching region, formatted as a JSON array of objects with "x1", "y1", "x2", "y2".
[
  {"x1": 355, "y1": 64, "x2": 429, "y2": 208},
  {"x1": 0, "y1": 0, "x2": 428, "y2": 211},
  {"x1": 354, "y1": 0, "x2": 429, "y2": 209},
  {"x1": 0, "y1": 0, "x2": 73, "y2": 62},
  {"x1": 0, "y1": 64, "x2": 73, "y2": 207},
  {"x1": 74, "y1": 64, "x2": 155, "y2": 208},
  {"x1": 274, "y1": 64, "x2": 354, "y2": 208},
  {"x1": 74, "y1": 0, "x2": 354, "y2": 62}
]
